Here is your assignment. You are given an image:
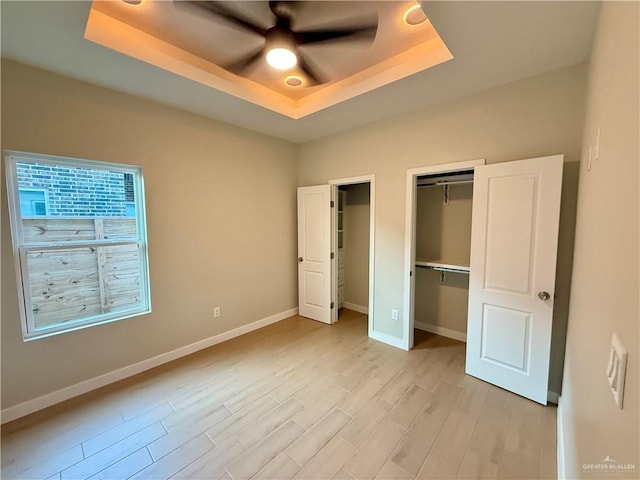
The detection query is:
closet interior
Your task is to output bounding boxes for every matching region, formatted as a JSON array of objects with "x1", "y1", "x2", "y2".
[
  {"x1": 414, "y1": 170, "x2": 474, "y2": 337},
  {"x1": 337, "y1": 183, "x2": 370, "y2": 320}
]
